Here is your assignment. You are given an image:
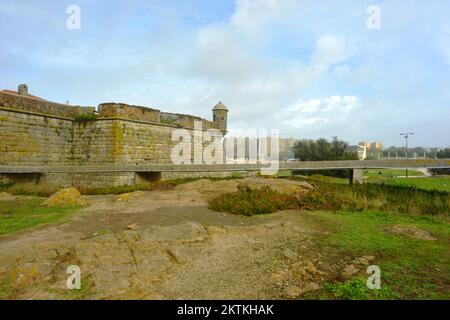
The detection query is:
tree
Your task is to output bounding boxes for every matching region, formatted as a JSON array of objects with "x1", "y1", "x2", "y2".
[
  {"x1": 437, "y1": 148, "x2": 450, "y2": 159},
  {"x1": 293, "y1": 137, "x2": 357, "y2": 161}
]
